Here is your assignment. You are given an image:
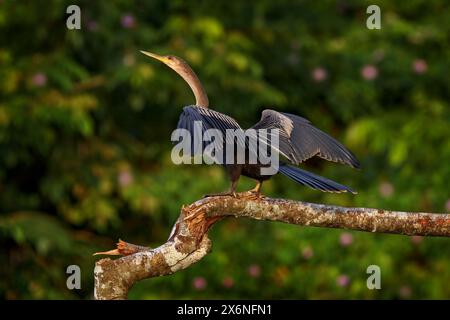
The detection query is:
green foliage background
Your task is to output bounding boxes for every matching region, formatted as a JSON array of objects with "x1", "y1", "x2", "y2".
[{"x1": 0, "y1": 0, "x2": 449, "y2": 299}]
